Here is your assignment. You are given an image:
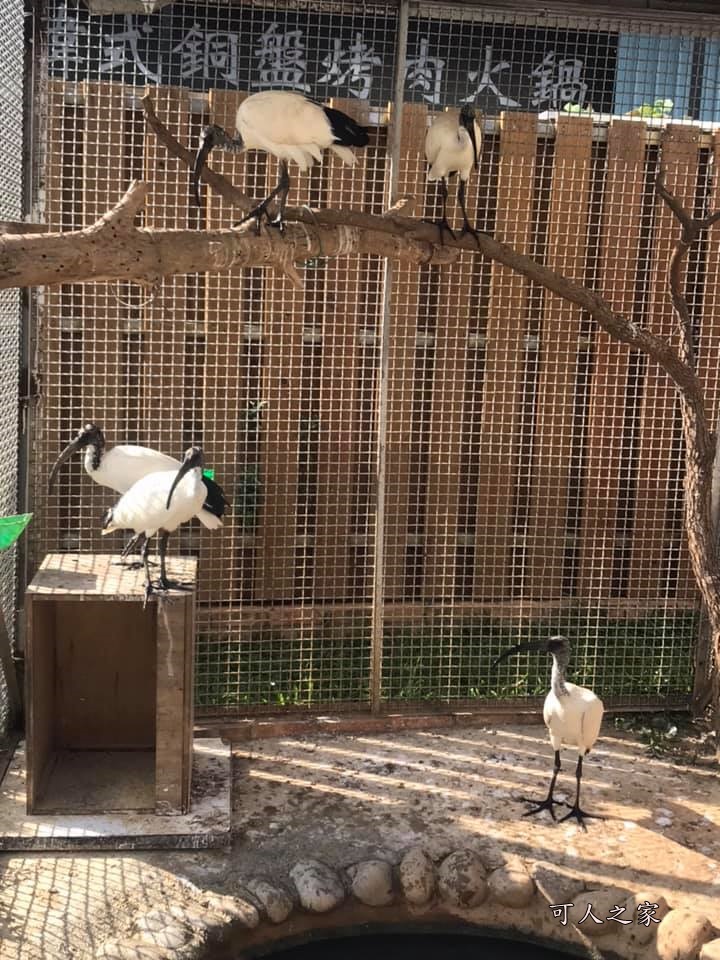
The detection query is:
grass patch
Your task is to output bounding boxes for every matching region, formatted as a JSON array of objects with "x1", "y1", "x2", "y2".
[{"x1": 195, "y1": 607, "x2": 697, "y2": 711}]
